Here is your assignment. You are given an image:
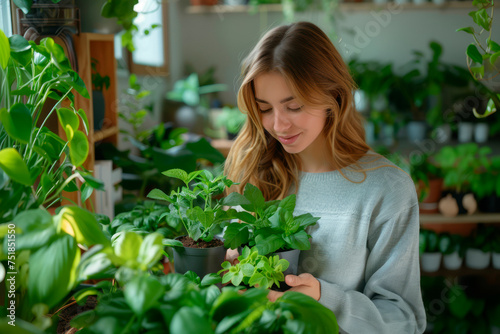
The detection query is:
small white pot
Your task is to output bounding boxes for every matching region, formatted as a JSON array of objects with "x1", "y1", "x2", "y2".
[
  {"x1": 443, "y1": 251, "x2": 463, "y2": 270},
  {"x1": 493, "y1": 252, "x2": 500, "y2": 269},
  {"x1": 407, "y1": 121, "x2": 427, "y2": 142},
  {"x1": 465, "y1": 248, "x2": 491, "y2": 269},
  {"x1": 458, "y1": 122, "x2": 474, "y2": 143},
  {"x1": 421, "y1": 252, "x2": 442, "y2": 272},
  {"x1": 474, "y1": 123, "x2": 489, "y2": 143},
  {"x1": 431, "y1": 124, "x2": 452, "y2": 143}
]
